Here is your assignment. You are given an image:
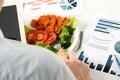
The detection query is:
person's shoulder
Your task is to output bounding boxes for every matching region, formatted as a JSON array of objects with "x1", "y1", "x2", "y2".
[
  {"x1": 4, "y1": 38, "x2": 63, "y2": 63},
  {"x1": 7, "y1": 38, "x2": 73, "y2": 74},
  {"x1": 1, "y1": 38, "x2": 65, "y2": 69},
  {"x1": 0, "y1": 38, "x2": 76, "y2": 80}
]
